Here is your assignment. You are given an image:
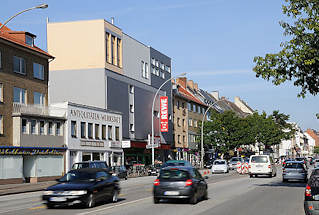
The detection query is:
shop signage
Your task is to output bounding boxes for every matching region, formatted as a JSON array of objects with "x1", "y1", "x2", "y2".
[
  {"x1": 0, "y1": 147, "x2": 65, "y2": 155},
  {"x1": 109, "y1": 141, "x2": 121, "y2": 148},
  {"x1": 80, "y1": 140, "x2": 104, "y2": 147},
  {"x1": 160, "y1": 96, "x2": 168, "y2": 132},
  {"x1": 70, "y1": 109, "x2": 121, "y2": 123},
  {"x1": 121, "y1": 141, "x2": 131, "y2": 148}
]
